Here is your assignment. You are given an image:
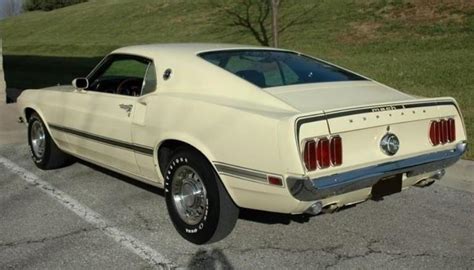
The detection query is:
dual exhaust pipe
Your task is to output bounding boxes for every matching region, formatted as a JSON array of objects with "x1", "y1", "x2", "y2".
[{"x1": 415, "y1": 169, "x2": 445, "y2": 187}]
